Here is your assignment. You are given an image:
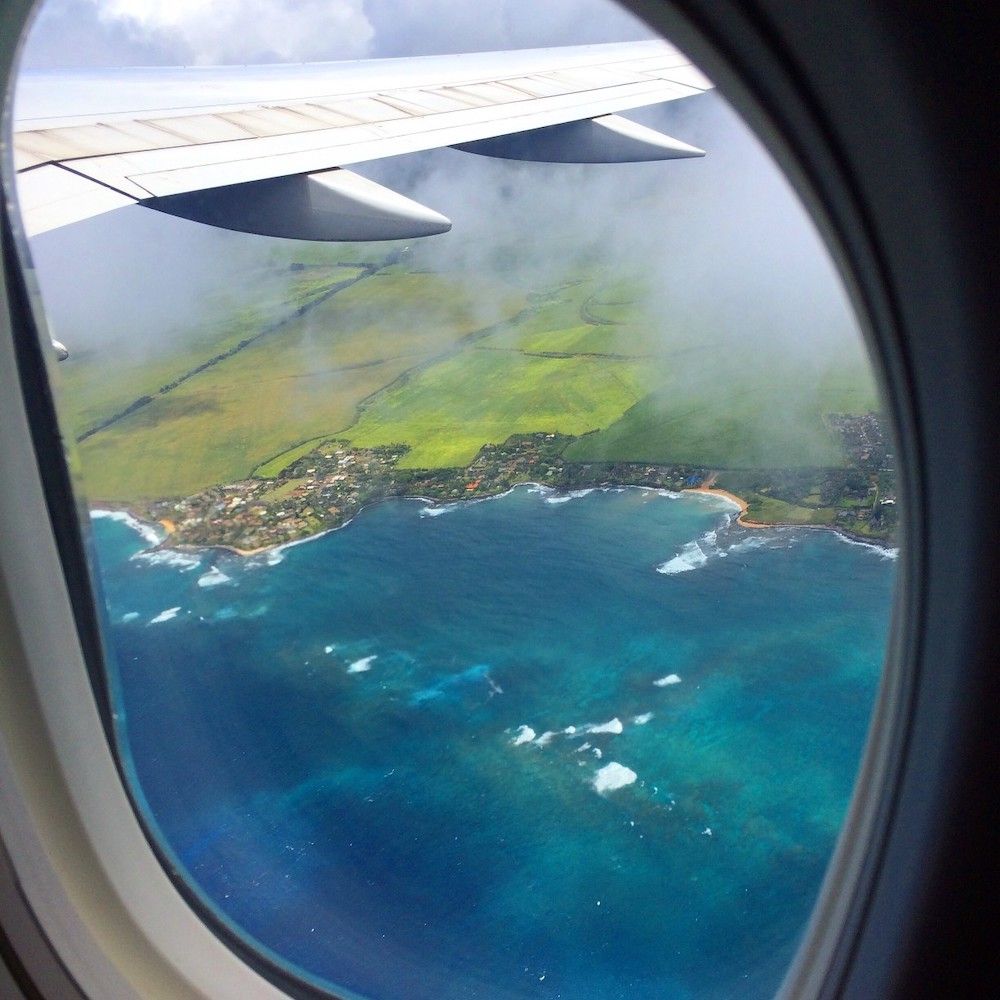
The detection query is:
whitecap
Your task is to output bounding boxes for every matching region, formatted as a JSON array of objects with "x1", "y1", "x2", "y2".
[
  {"x1": 148, "y1": 606, "x2": 181, "y2": 625},
  {"x1": 511, "y1": 725, "x2": 536, "y2": 746},
  {"x1": 593, "y1": 747, "x2": 603, "y2": 759},
  {"x1": 91, "y1": 509, "x2": 163, "y2": 546},
  {"x1": 727, "y1": 535, "x2": 770, "y2": 555},
  {"x1": 834, "y1": 533, "x2": 899, "y2": 559},
  {"x1": 657, "y1": 489, "x2": 682, "y2": 499},
  {"x1": 545, "y1": 488, "x2": 593, "y2": 505},
  {"x1": 534, "y1": 731, "x2": 556, "y2": 747},
  {"x1": 563, "y1": 725, "x2": 577, "y2": 735},
  {"x1": 347, "y1": 655, "x2": 377, "y2": 674},
  {"x1": 324, "y1": 645, "x2": 335, "y2": 654},
  {"x1": 586, "y1": 717, "x2": 624, "y2": 735},
  {"x1": 420, "y1": 504, "x2": 454, "y2": 517},
  {"x1": 633, "y1": 712, "x2": 654, "y2": 725},
  {"x1": 197, "y1": 566, "x2": 231, "y2": 588},
  {"x1": 120, "y1": 611, "x2": 140, "y2": 623},
  {"x1": 654, "y1": 674, "x2": 682, "y2": 687},
  {"x1": 656, "y1": 541, "x2": 708, "y2": 575},
  {"x1": 593, "y1": 762, "x2": 637, "y2": 794},
  {"x1": 575, "y1": 742, "x2": 592, "y2": 753},
  {"x1": 131, "y1": 548, "x2": 201, "y2": 572}
]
